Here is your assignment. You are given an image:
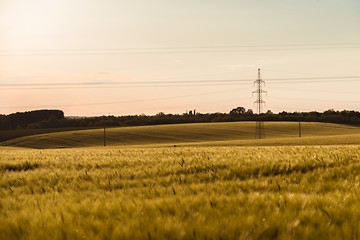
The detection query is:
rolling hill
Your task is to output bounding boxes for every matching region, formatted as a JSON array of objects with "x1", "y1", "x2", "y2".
[{"x1": 2, "y1": 121, "x2": 360, "y2": 149}]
